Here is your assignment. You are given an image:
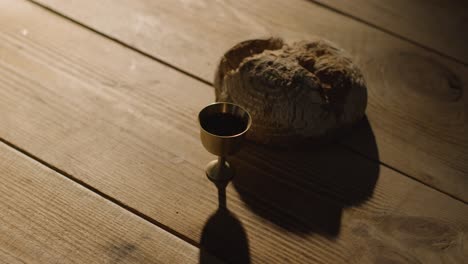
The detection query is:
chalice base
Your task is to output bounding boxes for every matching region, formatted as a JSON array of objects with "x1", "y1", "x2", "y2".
[{"x1": 205, "y1": 159, "x2": 234, "y2": 182}]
